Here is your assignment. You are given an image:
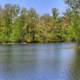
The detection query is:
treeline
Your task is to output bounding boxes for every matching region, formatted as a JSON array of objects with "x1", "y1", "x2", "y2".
[{"x1": 0, "y1": 4, "x2": 80, "y2": 43}]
